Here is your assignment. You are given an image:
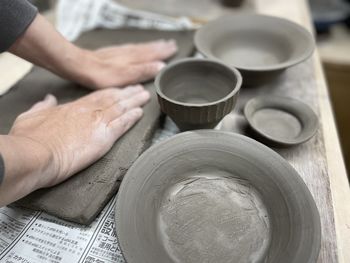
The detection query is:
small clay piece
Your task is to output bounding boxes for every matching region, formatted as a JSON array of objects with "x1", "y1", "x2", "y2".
[
  {"x1": 115, "y1": 130, "x2": 321, "y2": 263},
  {"x1": 195, "y1": 14, "x2": 315, "y2": 85},
  {"x1": 155, "y1": 58, "x2": 242, "y2": 131},
  {"x1": 0, "y1": 28, "x2": 194, "y2": 224},
  {"x1": 244, "y1": 96, "x2": 319, "y2": 147}
]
